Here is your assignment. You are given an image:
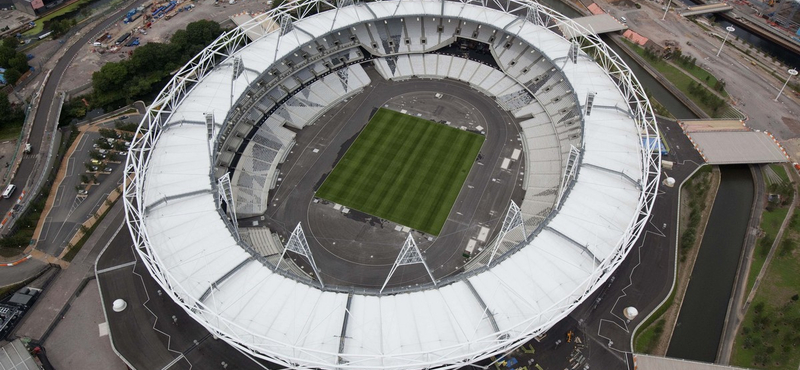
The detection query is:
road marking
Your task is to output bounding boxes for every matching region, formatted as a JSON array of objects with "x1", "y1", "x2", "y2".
[
  {"x1": 96, "y1": 261, "x2": 136, "y2": 274},
  {"x1": 98, "y1": 322, "x2": 109, "y2": 337},
  {"x1": 39, "y1": 217, "x2": 53, "y2": 241},
  {"x1": 65, "y1": 157, "x2": 74, "y2": 178},
  {"x1": 53, "y1": 186, "x2": 63, "y2": 208},
  {"x1": 76, "y1": 133, "x2": 89, "y2": 152}
]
